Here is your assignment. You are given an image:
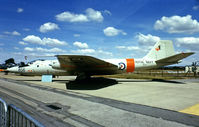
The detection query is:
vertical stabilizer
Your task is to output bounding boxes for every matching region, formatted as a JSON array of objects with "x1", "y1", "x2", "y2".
[{"x1": 144, "y1": 40, "x2": 175, "y2": 60}]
